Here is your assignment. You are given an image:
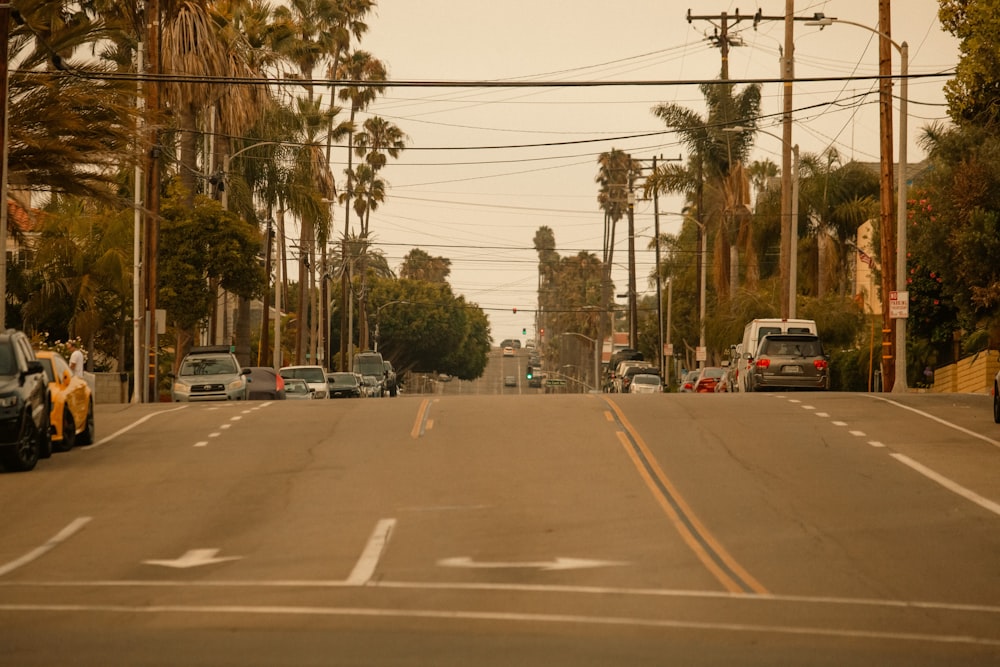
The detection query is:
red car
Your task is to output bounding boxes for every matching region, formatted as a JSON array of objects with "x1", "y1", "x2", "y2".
[{"x1": 694, "y1": 367, "x2": 726, "y2": 393}]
